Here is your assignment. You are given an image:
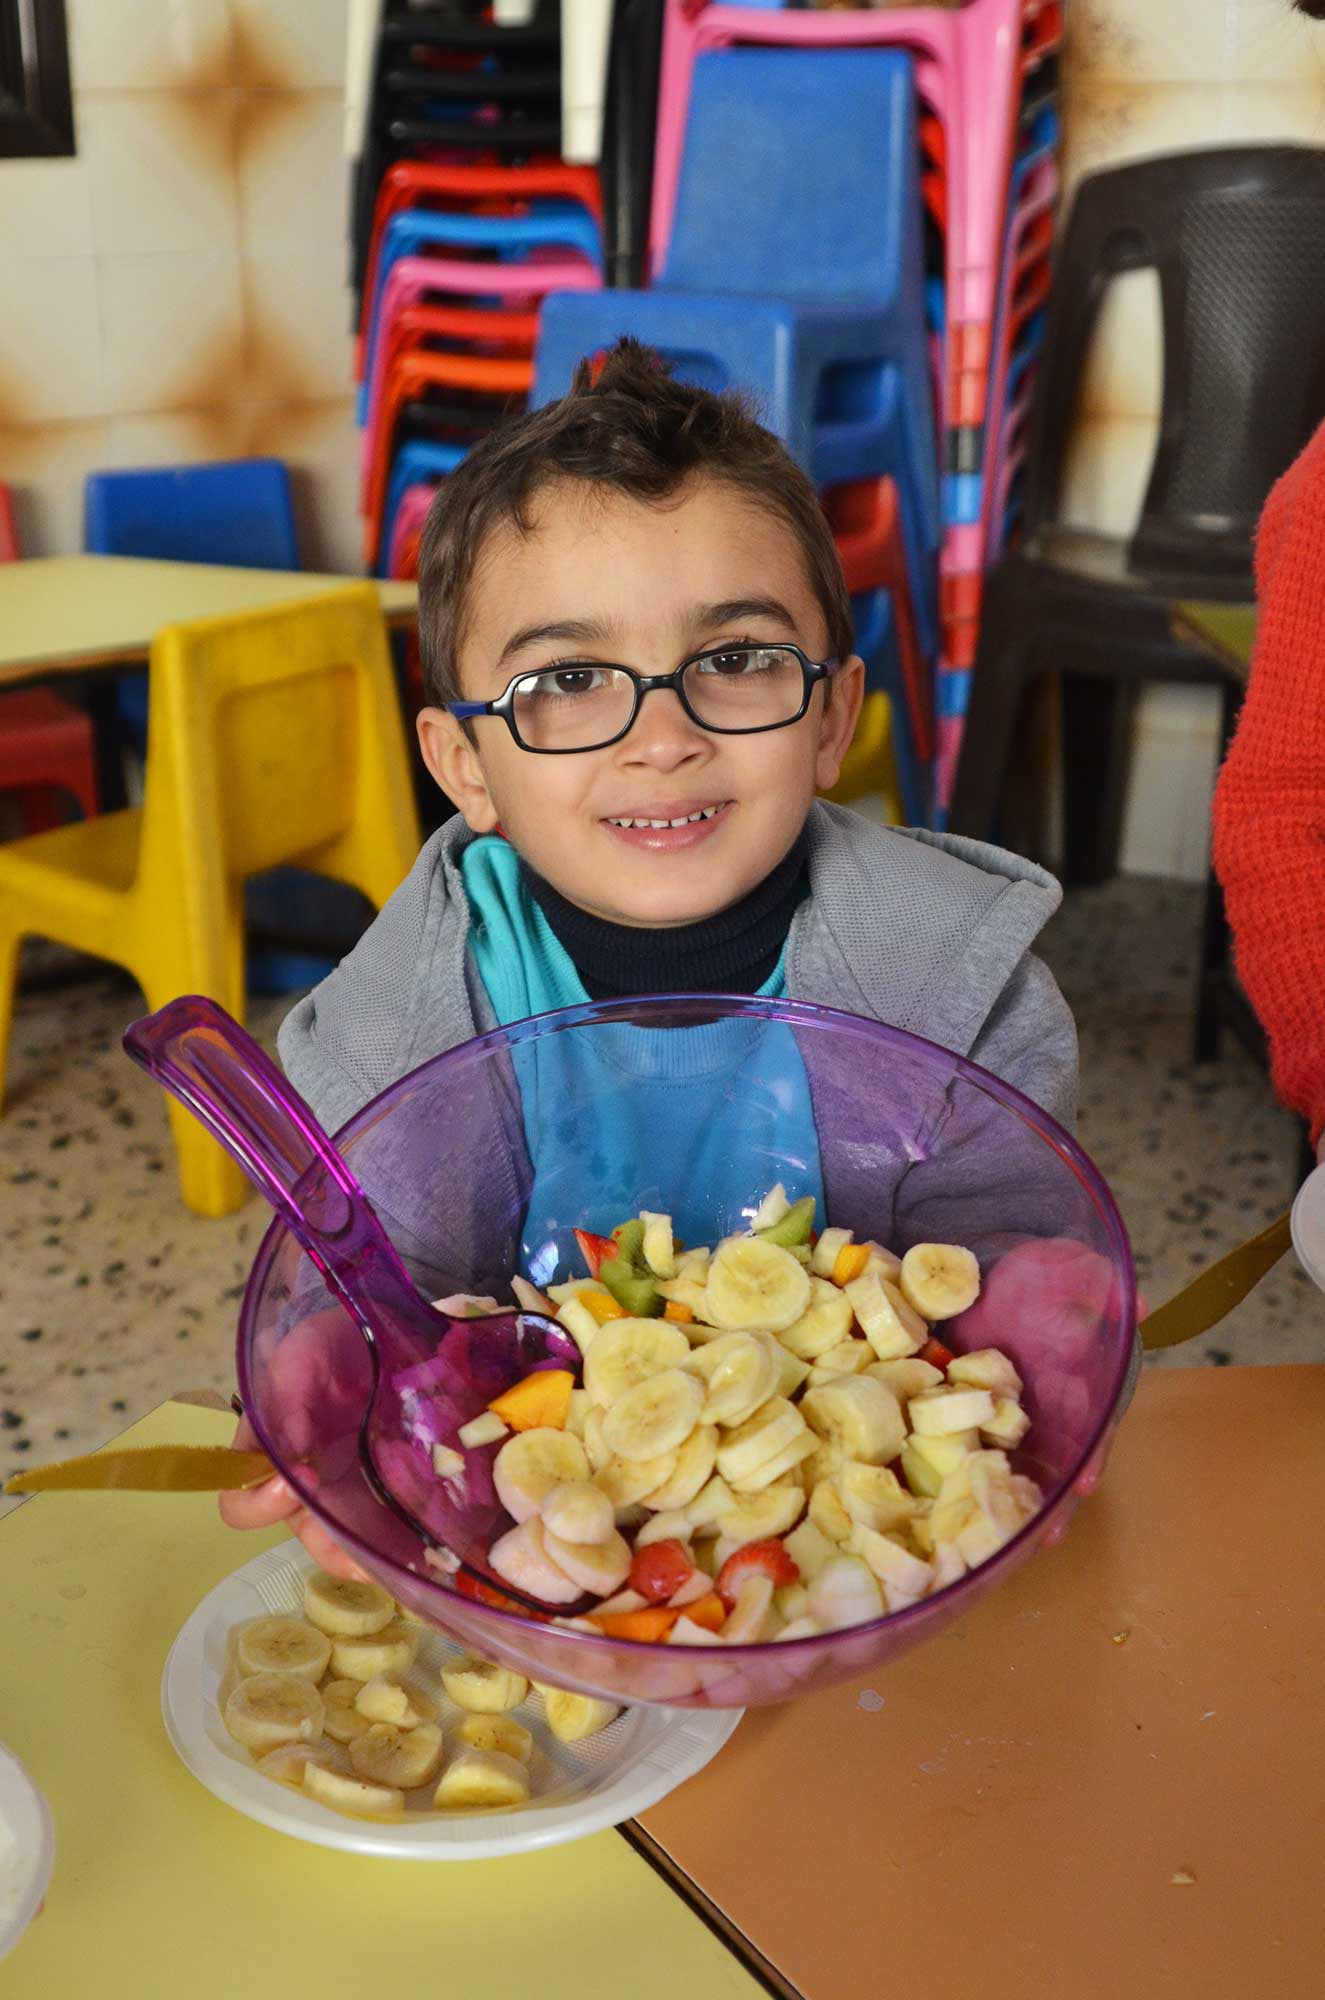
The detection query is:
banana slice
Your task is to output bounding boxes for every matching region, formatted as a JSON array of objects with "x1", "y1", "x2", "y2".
[
  {"x1": 836, "y1": 1462, "x2": 918, "y2": 1535},
  {"x1": 493, "y1": 1428, "x2": 591, "y2": 1523},
  {"x1": 981, "y1": 1396, "x2": 1031, "y2": 1447},
  {"x1": 639, "y1": 1423, "x2": 718, "y2": 1511},
  {"x1": 635, "y1": 1508, "x2": 695, "y2": 1548},
  {"x1": 225, "y1": 1672, "x2": 325, "y2": 1754},
  {"x1": 772, "y1": 1343, "x2": 812, "y2": 1400},
  {"x1": 656, "y1": 1275, "x2": 710, "y2": 1316},
  {"x1": 715, "y1": 1397, "x2": 808, "y2": 1486},
  {"x1": 898, "y1": 1243, "x2": 981, "y2": 1321},
  {"x1": 601, "y1": 1368, "x2": 704, "y2": 1460},
  {"x1": 845, "y1": 1269, "x2": 927, "y2": 1361},
  {"x1": 441, "y1": 1655, "x2": 530, "y2": 1712},
  {"x1": 783, "y1": 1518, "x2": 840, "y2": 1583},
  {"x1": 354, "y1": 1677, "x2": 436, "y2": 1728},
  {"x1": 304, "y1": 1760, "x2": 404, "y2": 1820},
  {"x1": 806, "y1": 1339, "x2": 872, "y2": 1388},
  {"x1": 583, "y1": 1317, "x2": 692, "y2": 1408},
  {"x1": 302, "y1": 1571, "x2": 396, "y2": 1638},
  {"x1": 809, "y1": 1225, "x2": 853, "y2": 1278},
  {"x1": 684, "y1": 1331, "x2": 780, "y2": 1426},
  {"x1": 488, "y1": 1517, "x2": 583, "y2": 1605},
  {"x1": 683, "y1": 1473, "x2": 736, "y2": 1534},
  {"x1": 565, "y1": 1388, "x2": 593, "y2": 1440},
  {"x1": 555, "y1": 1295, "x2": 602, "y2": 1358},
  {"x1": 639, "y1": 1210, "x2": 676, "y2": 1278},
  {"x1": 350, "y1": 1720, "x2": 444, "y2": 1790},
  {"x1": 328, "y1": 1619, "x2": 420, "y2": 1684},
  {"x1": 967, "y1": 1450, "x2": 1024, "y2": 1536},
  {"x1": 540, "y1": 1479, "x2": 616, "y2": 1545},
  {"x1": 455, "y1": 1713, "x2": 533, "y2": 1763},
  {"x1": 801, "y1": 1375, "x2": 906, "y2": 1465},
  {"x1": 583, "y1": 1407, "x2": 611, "y2": 1473},
  {"x1": 235, "y1": 1615, "x2": 332, "y2": 1683},
  {"x1": 542, "y1": 1526, "x2": 632, "y2": 1597},
  {"x1": 704, "y1": 1236, "x2": 811, "y2": 1333},
  {"x1": 908, "y1": 1387, "x2": 996, "y2": 1437},
  {"x1": 750, "y1": 1183, "x2": 790, "y2": 1231},
  {"x1": 674, "y1": 1246, "x2": 711, "y2": 1281},
  {"x1": 808, "y1": 1480, "x2": 854, "y2": 1544},
  {"x1": 322, "y1": 1678, "x2": 373, "y2": 1743},
  {"x1": 778, "y1": 1277, "x2": 854, "y2": 1360},
  {"x1": 865, "y1": 1357, "x2": 944, "y2": 1404},
  {"x1": 721, "y1": 1575, "x2": 776, "y2": 1645},
  {"x1": 256, "y1": 1739, "x2": 344, "y2": 1788},
  {"x1": 947, "y1": 1347, "x2": 1024, "y2": 1396},
  {"x1": 806, "y1": 1555, "x2": 884, "y2": 1631},
  {"x1": 595, "y1": 1449, "x2": 678, "y2": 1511},
  {"x1": 846, "y1": 1526, "x2": 934, "y2": 1607},
  {"x1": 726, "y1": 1428, "x2": 816, "y2": 1493},
  {"x1": 538, "y1": 1687, "x2": 621, "y2": 1743},
  {"x1": 435, "y1": 1746, "x2": 530, "y2": 1809},
  {"x1": 711, "y1": 1480, "x2": 804, "y2": 1547}
]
